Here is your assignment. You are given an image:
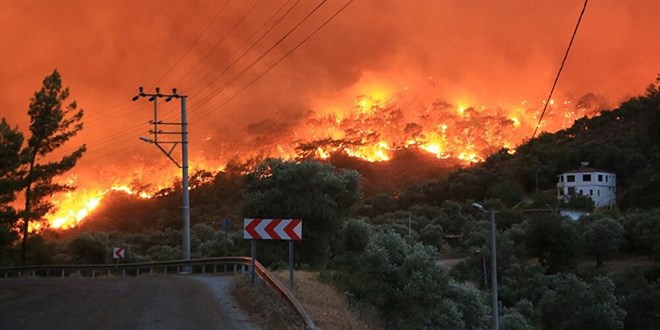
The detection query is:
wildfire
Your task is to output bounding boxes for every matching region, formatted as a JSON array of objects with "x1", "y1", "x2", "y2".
[
  {"x1": 43, "y1": 185, "x2": 151, "y2": 230},
  {"x1": 40, "y1": 84, "x2": 603, "y2": 230}
]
